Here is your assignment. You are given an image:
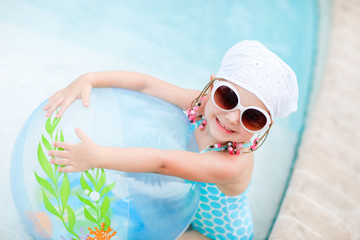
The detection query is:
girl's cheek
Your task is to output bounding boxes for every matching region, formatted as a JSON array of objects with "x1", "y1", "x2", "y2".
[
  {"x1": 237, "y1": 131, "x2": 254, "y2": 142},
  {"x1": 204, "y1": 101, "x2": 220, "y2": 119}
]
